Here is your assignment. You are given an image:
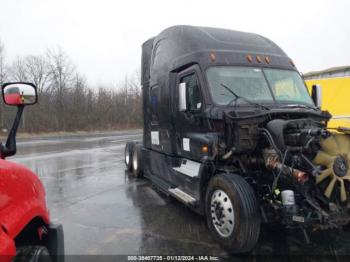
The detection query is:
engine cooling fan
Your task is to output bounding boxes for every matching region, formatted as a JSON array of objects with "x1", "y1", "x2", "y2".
[{"x1": 313, "y1": 133, "x2": 350, "y2": 202}]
